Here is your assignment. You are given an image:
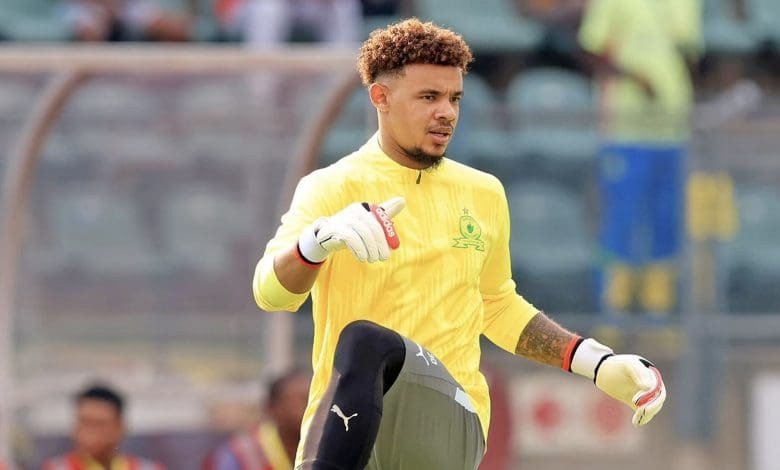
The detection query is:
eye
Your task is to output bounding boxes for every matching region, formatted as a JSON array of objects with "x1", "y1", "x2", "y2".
[
  {"x1": 451, "y1": 96, "x2": 462, "y2": 103},
  {"x1": 422, "y1": 95, "x2": 435, "y2": 101}
]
